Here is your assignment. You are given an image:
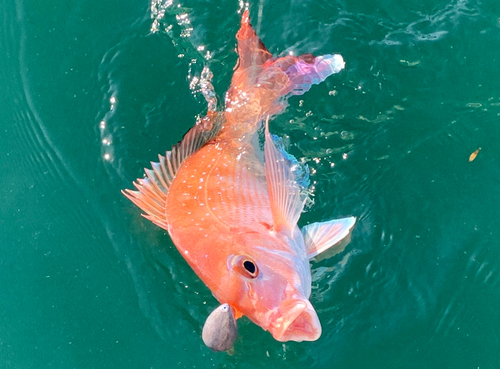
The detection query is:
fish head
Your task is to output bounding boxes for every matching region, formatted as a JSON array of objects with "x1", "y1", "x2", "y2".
[{"x1": 215, "y1": 230, "x2": 321, "y2": 342}]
